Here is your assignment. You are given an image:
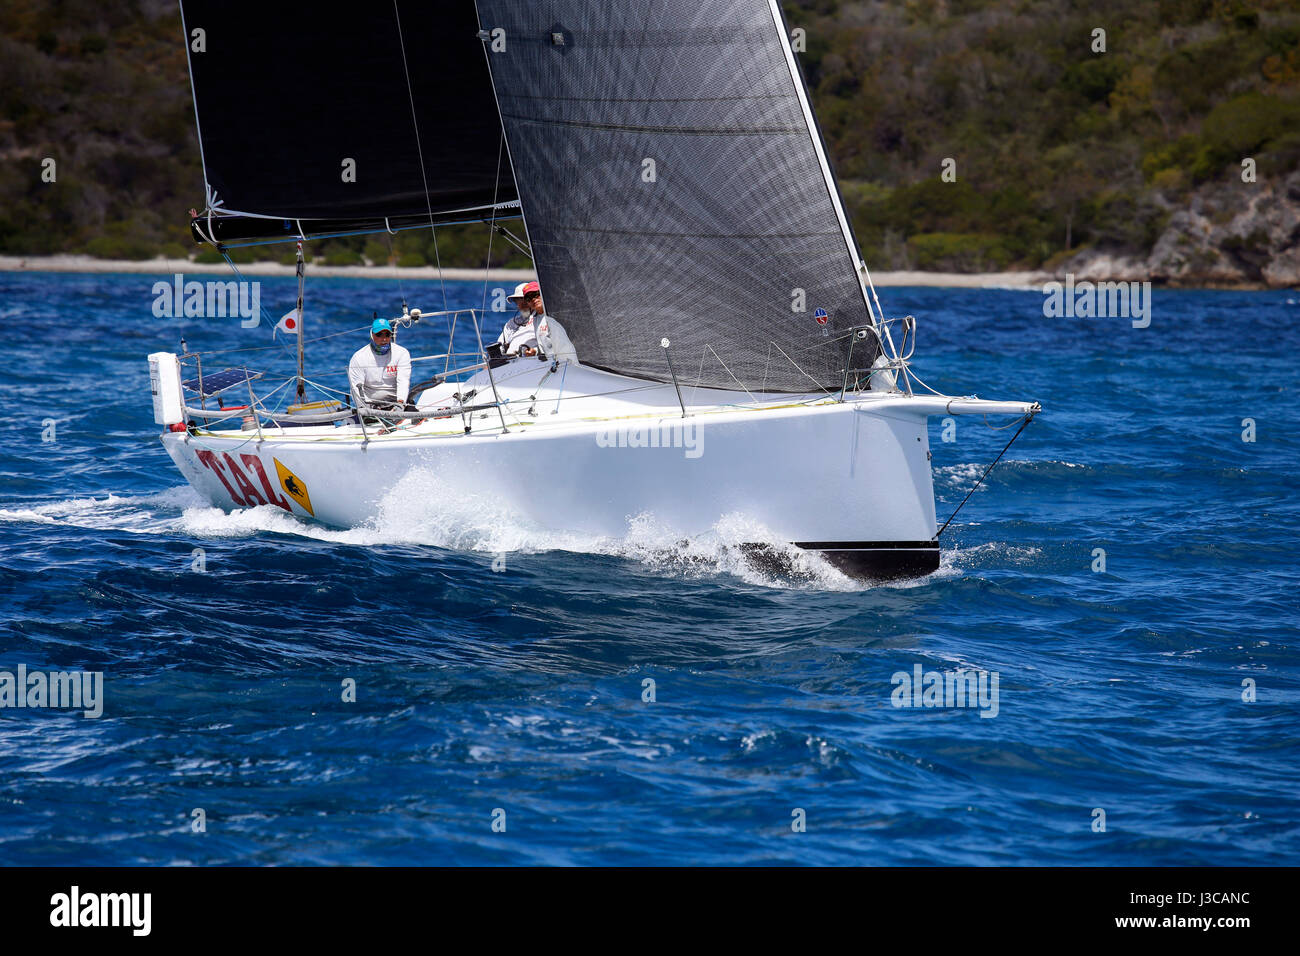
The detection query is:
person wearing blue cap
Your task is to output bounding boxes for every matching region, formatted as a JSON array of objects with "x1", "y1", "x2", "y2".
[{"x1": 348, "y1": 317, "x2": 411, "y2": 412}]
